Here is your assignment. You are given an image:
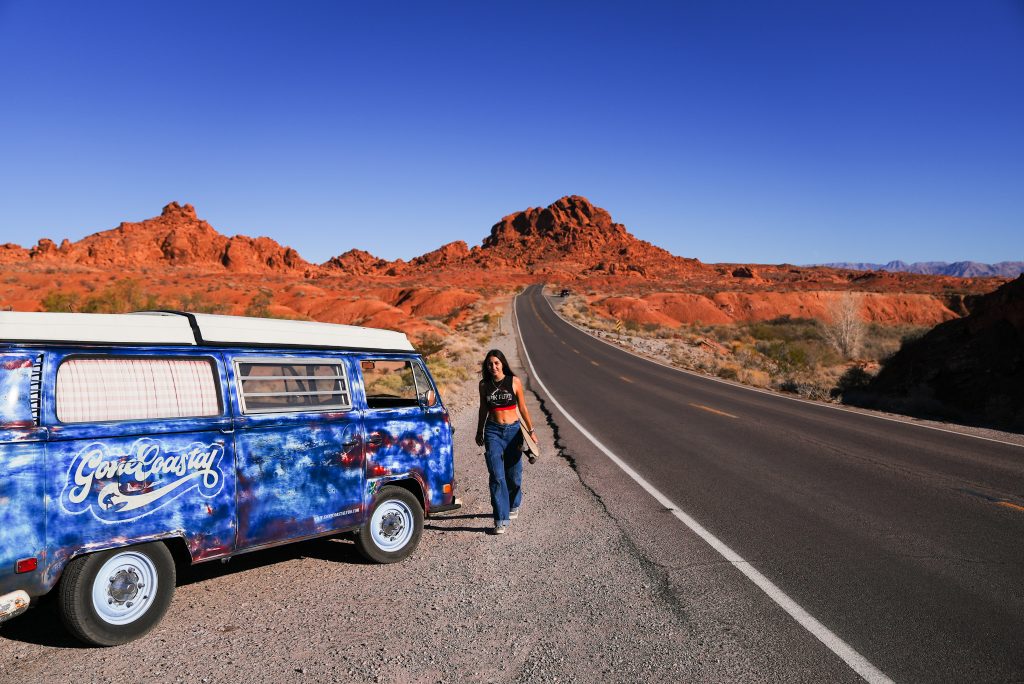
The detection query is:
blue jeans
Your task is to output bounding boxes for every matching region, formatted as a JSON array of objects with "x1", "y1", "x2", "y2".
[{"x1": 483, "y1": 420, "x2": 523, "y2": 524}]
